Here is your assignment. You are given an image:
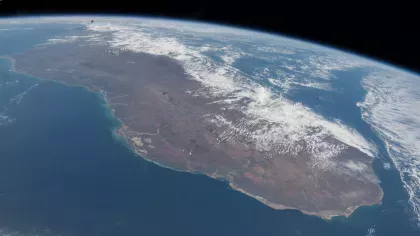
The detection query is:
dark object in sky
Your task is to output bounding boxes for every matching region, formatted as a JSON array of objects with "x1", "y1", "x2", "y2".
[{"x1": 91, "y1": 20, "x2": 94, "y2": 23}]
